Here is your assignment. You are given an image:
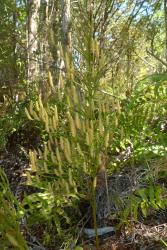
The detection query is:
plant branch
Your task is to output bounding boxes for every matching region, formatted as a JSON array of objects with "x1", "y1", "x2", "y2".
[{"x1": 147, "y1": 49, "x2": 167, "y2": 68}]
